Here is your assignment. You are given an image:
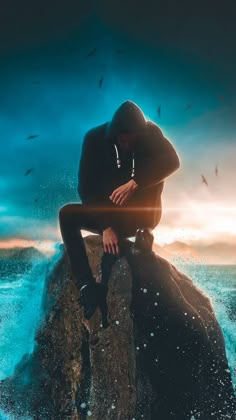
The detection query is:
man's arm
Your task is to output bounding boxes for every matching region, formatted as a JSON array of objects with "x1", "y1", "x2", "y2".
[
  {"x1": 78, "y1": 131, "x2": 114, "y2": 231},
  {"x1": 132, "y1": 124, "x2": 180, "y2": 190}
]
